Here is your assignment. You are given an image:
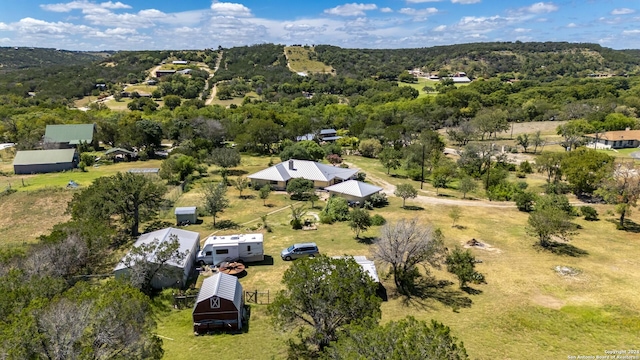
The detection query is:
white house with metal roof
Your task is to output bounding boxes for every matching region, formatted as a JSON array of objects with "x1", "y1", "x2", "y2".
[
  {"x1": 247, "y1": 159, "x2": 358, "y2": 190},
  {"x1": 192, "y1": 272, "x2": 245, "y2": 332},
  {"x1": 332, "y1": 256, "x2": 380, "y2": 283},
  {"x1": 114, "y1": 227, "x2": 200, "y2": 289},
  {"x1": 324, "y1": 179, "x2": 383, "y2": 204}
]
